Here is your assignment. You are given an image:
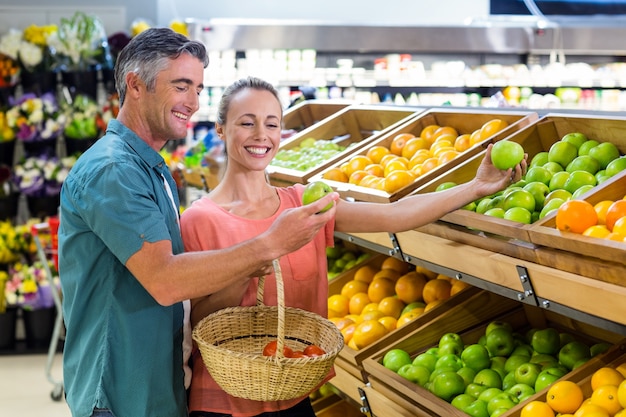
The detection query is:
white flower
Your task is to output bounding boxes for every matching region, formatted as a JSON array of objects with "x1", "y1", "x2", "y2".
[
  {"x1": 0, "y1": 29, "x2": 22, "y2": 60},
  {"x1": 19, "y1": 41, "x2": 43, "y2": 68}
]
